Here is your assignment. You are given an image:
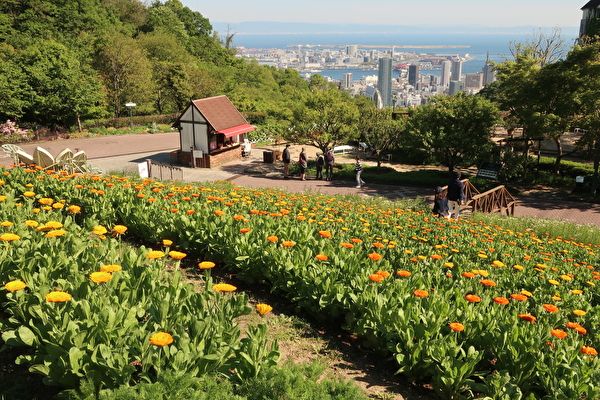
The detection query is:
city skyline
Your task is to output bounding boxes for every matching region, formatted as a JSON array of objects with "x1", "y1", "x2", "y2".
[{"x1": 182, "y1": 0, "x2": 581, "y2": 28}]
